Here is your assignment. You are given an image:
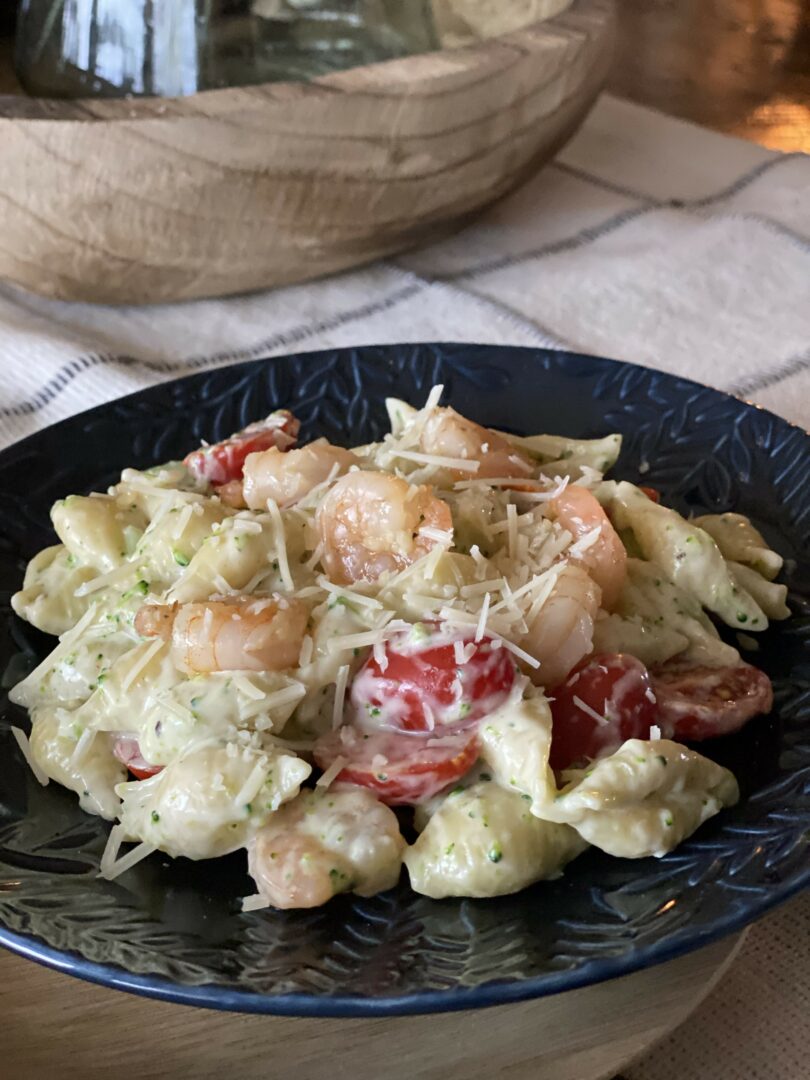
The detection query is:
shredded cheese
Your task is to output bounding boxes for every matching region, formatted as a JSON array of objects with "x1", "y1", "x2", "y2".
[
  {"x1": 232, "y1": 675, "x2": 265, "y2": 701},
  {"x1": 11, "y1": 726, "x2": 49, "y2": 786},
  {"x1": 298, "y1": 634, "x2": 314, "y2": 667},
  {"x1": 316, "y1": 755, "x2": 348, "y2": 789},
  {"x1": 392, "y1": 449, "x2": 481, "y2": 473},
  {"x1": 265, "y1": 498, "x2": 294, "y2": 592},
  {"x1": 100, "y1": 840, "x2": 158, "y2": 882},
  {"x1": 173, "y1": 502, "x2": 194, "y2": 541},
  {"x1": 418, "y1": 526, "x2": 454, "y2": 544},
  {"x1": 99, "y1": 824, "x2": 125, "y2": 878},
  {"x1": 316, "y1": 576, "x2": 383, "y2": 608},
  {"x1": 305, "y1": 542, "x2": 325, "y2": 572},
  {"x1": 69, "y1": 726, "x2": 97, "y2": 769},
  {"x1": 506, "y1": 503, "x2": 519, "y2": 560},
  {"x1": 569, "y1": 525, "x2": 603, "y2": 558},
  {"x1": 572, "y1": 694, "x2": 609, "y2": 727},
  {"x1": 234, "y1": 758, "x2": 270, "y2": 808},
  {"x1": 242, "y1": 893, "x2": 271, "y2": 912},
  {"x1": 372, "y1": 640, "x2": 389, "y2": 672},
  {"x1": 492, "y1": 635, "x2": 541, "y2": 669},
  {"x1": 120, "y1": 638, "x2": 164, "y2": 693},
  {"x1": 332, "y1": 664, "x2": 350, "y2": 730},
  {"x1": 9, "y1": 602, "x2": 99, "y2": 707},
  {"x1": 474, "y1": 591, "x2": 491, "y2": 643},
  {"x1": 74, "y1": 562, "x2": 136, "y2": 598}
]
